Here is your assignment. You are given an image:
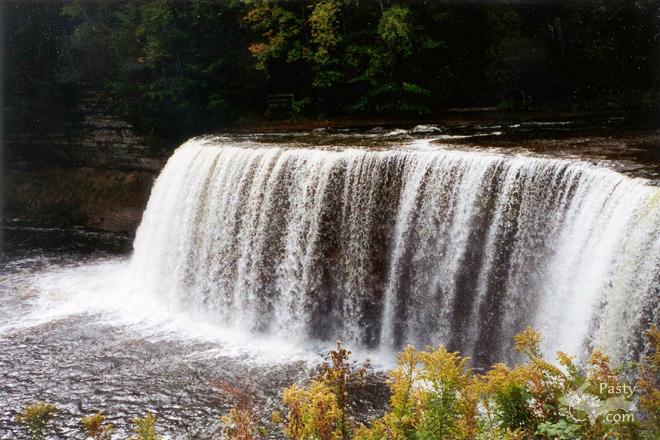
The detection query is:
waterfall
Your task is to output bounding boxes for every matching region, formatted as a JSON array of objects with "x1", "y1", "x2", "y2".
[{"x1": 129, "y1": 137, "x2": 659, "y2": 366}]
